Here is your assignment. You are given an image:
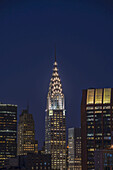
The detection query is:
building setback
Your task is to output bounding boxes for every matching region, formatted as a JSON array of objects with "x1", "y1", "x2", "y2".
[
  {"x1": 17, "y1": 109, "x2": 36, "y2": 155},
  {"x1": 45, "y1": 56, "x2": 66, "y2": 169},
  {"x1": 68, "y1": 127, "x2": 81, "y2": 170},
  {"x1": 81, "y1": 88, "x2": 113, "y2": 170},
  {"x1": 0, "y1": 103, "x2": 17, "y2": 168}
]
